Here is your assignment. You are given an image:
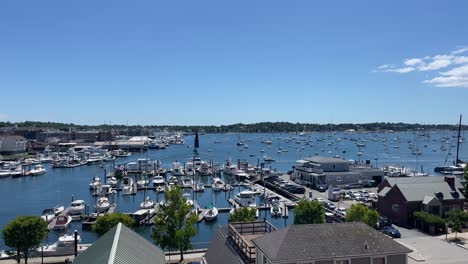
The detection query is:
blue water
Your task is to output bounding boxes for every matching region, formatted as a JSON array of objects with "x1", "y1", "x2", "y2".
[{"x1": 0, "y1": 131, "x2": 466, "y2": 250}]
